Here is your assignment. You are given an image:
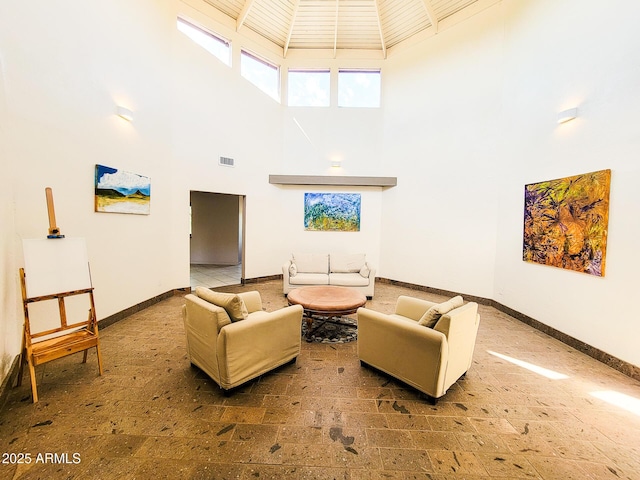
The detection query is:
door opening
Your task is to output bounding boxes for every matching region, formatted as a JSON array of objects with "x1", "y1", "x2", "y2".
[{"x1": 189, "y1": 191, "x2": 245, "y2": 290}]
